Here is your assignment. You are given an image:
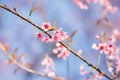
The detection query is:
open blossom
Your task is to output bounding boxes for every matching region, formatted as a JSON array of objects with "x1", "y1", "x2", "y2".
[
  {"x1": 92, "y1": 43, "x2": 107, "y2": 53},
  {"x1": 41, "y1": 55, "x2": 54, "y2": 68},
  {"x1": 42, "y1": 22, "x2": 51, "y2": 31},
  {"x1": 57, "y1": 48, "x2": 70, "y2": 60},
  {"x1": 42, "y1": 35, "x2": 50, "y2": 43},
  {"x1": 35, "y1": 32, "x2": 42, "y2": 40}
]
